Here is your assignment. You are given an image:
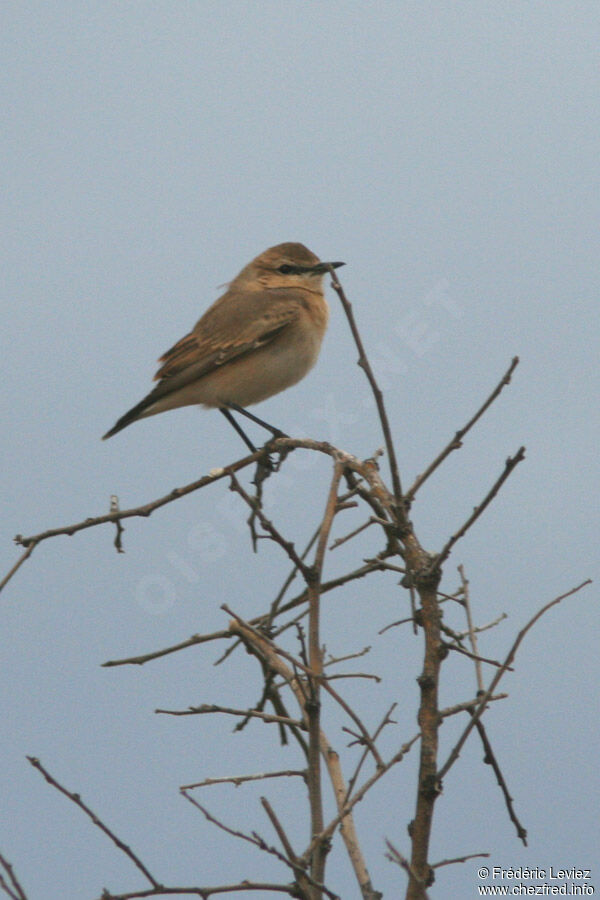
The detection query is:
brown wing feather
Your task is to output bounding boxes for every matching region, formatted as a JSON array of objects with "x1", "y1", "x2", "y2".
[
  {"x1": 154, "y1": 333, "x2": 202, "y2": 381},
  {"x1": 103, "y1": 287, "x2": 310, "y2": 440},
  {"x1": 153, "y1": 289, "x2": 302, "y2": 384}
]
